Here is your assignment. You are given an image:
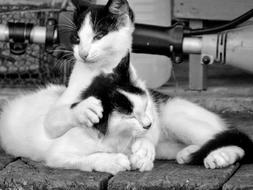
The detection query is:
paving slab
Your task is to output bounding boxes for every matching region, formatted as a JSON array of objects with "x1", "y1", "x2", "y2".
[
  {"x1": 0, "y1": 158, "x2": 111, "y2": 190},
  {"x1": 223, "y1": 164, "x2": 253, "y2": 190},
  {"x1": 221, "y1": 114, "x2": 253, "y2": 190},
  {"x1": 0, "y1": 148, "x2": 16, "y2": 170},
  {"x1": 108, "y1": 161, "x2": 239, "y2": 190}
]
